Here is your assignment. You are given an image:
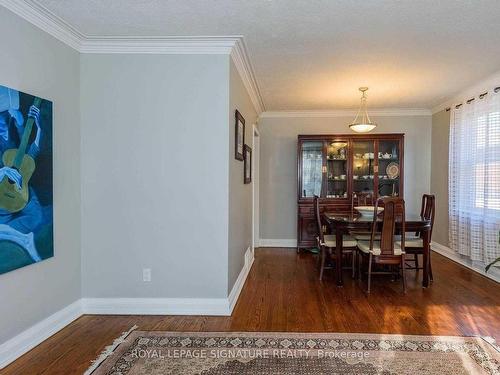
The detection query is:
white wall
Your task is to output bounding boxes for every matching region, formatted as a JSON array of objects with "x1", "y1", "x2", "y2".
[
  {"x1": 0, "y1": 7, "x2": 81, "y2": 344},
  {"x1": 258, "y1": 115, "x2": 432, "y2": 241},
  {"x1": 228, "y1": 60, "x2": 258, "y2": 292},
  {"x1": 80, "y1": 54, "x2": 230, "y2": 298}
]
